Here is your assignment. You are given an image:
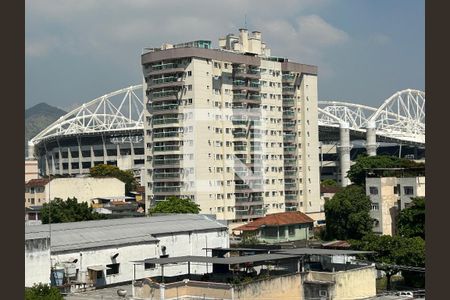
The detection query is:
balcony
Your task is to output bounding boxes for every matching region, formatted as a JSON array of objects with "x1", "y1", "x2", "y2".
[
  {"x1": 234, "y1": 67, "x2": 261, "y2": 80},
  {"x1": 285, "y1": 206, "x2": 298, "y2": 211},
  {"x1": 153, "y1": 172, "x2": 181, "y2": 179},
  {"x1": 153, "y1": 159, "x2": 181, "y2": 166},
  {"x1": 283, "y1": 110, "x2": 295, "y2": 118},
  {"x1": 282, "y1": 73, "x2": 296, "y2": 82},
  {"x1": 284, "y1": 170, "x2": 296, "y2": 176},
  {"x1": 152, "y1": 118, "x2": 181, "y2": 126},
  {"x1": 153, "y1": 145, "x2": 182, "y2": 152},
  {"x1": 234, "y1": 145, "x2": 247, "y2": 151},
  {"x1": 148, "y1": 62, "x2": 185, "y2": 76},
  {"x1": 149, "y1": 103, "x2": 179, "y2": 111},
  {"x1": 283, "y1": 120, "x2": 296, "y2": 127},
  {"x1": 284, "y1": 146, "x2": 296, "y2": 152},
  {"x1": 233, "y1": 131, "x2": 247, "y2": 138},
  {"x1": 284, "y1": 133, "x2": 296, "y2": 141},
  {"x1": 285, "y1": 183, "x2": 297, "y2": 190},
  {"x1": 282, "y1": 98, "x2": 295, "y2": 106},
  {"x1": 153, "y1": 131, "x2": 182, "y2": 139},
  {"x1": 285, "y1": 194, "x2": 297, "y2": 201},
  {"x1": 153, "y1": 186, "x2": 181, "y2": 193},
  {"x1": 150, "y1": 90, "x2": 179, "y2": 100}
]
